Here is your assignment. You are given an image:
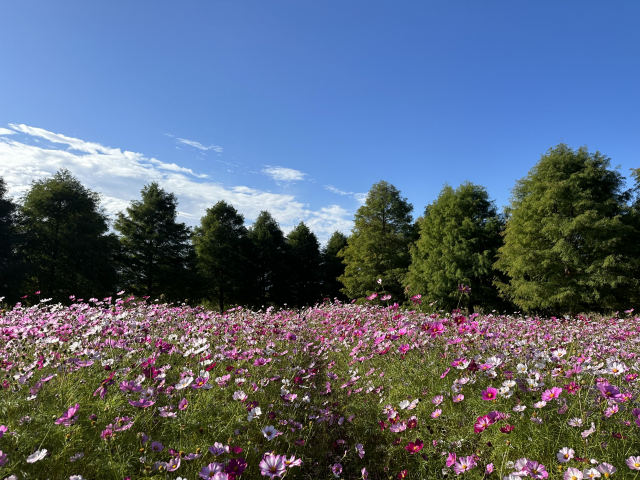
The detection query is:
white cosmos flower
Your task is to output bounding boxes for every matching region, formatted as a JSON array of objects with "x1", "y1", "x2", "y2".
[
  {"x1": 175, "y1": 376, "x2": 193, "y2": 390},
  {"x1": 261, "y1": 425, "x2": 279, "y2": 440},
  {"x1": 247, "y1": 406, "x2": 262, "y2": 422},
  {"x1": 26, "y1": 448, "x2": 48, "y2": 463}
]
